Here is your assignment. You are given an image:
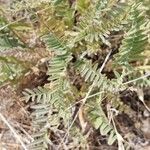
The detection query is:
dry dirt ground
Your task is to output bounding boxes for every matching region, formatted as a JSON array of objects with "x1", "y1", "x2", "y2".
[
  {"x1": 0, "y1": 85, "x2": 31, "y2": 150},
  {"x1": 0, "y1": 0, "x2": 150, "y2": 150}
]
